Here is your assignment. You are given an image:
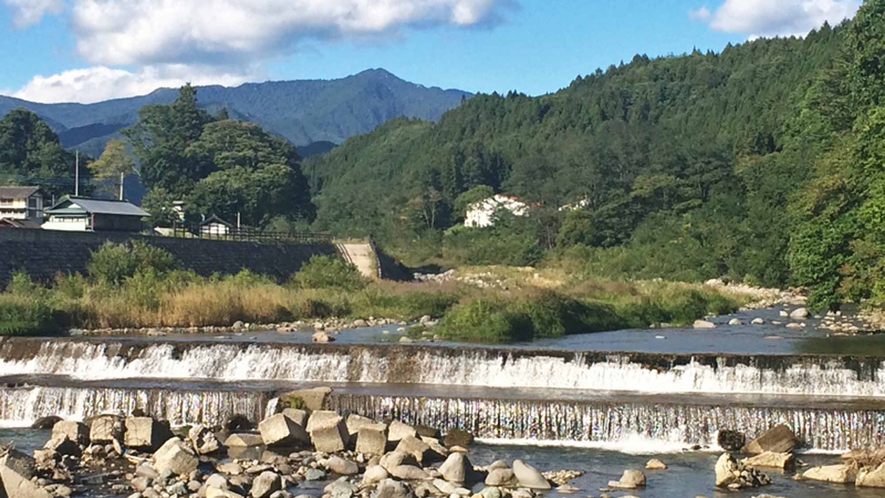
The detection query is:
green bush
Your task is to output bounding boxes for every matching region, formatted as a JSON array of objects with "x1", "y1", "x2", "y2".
[
  {"x1": 0, "y1": 296, "x2": 57, "y2": 336},
  {"x1": 221, "y1": 269, "x2": 276, "y2": 287},
  {"x1": 5, "y1": 271, "x2": 44, "y2": 297},
  {"x1": 351, "y1": 287, "x2": 461, "y2": 321},
  {"x1": 435, "y1": 298, "x2": 534, "y2": 343},
  {"x1": 88, "y1": 241, "x2": 178, "y2": 286},
  {"x1": 290, "y1": 255, "x2": 367, "y2": 291}
]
